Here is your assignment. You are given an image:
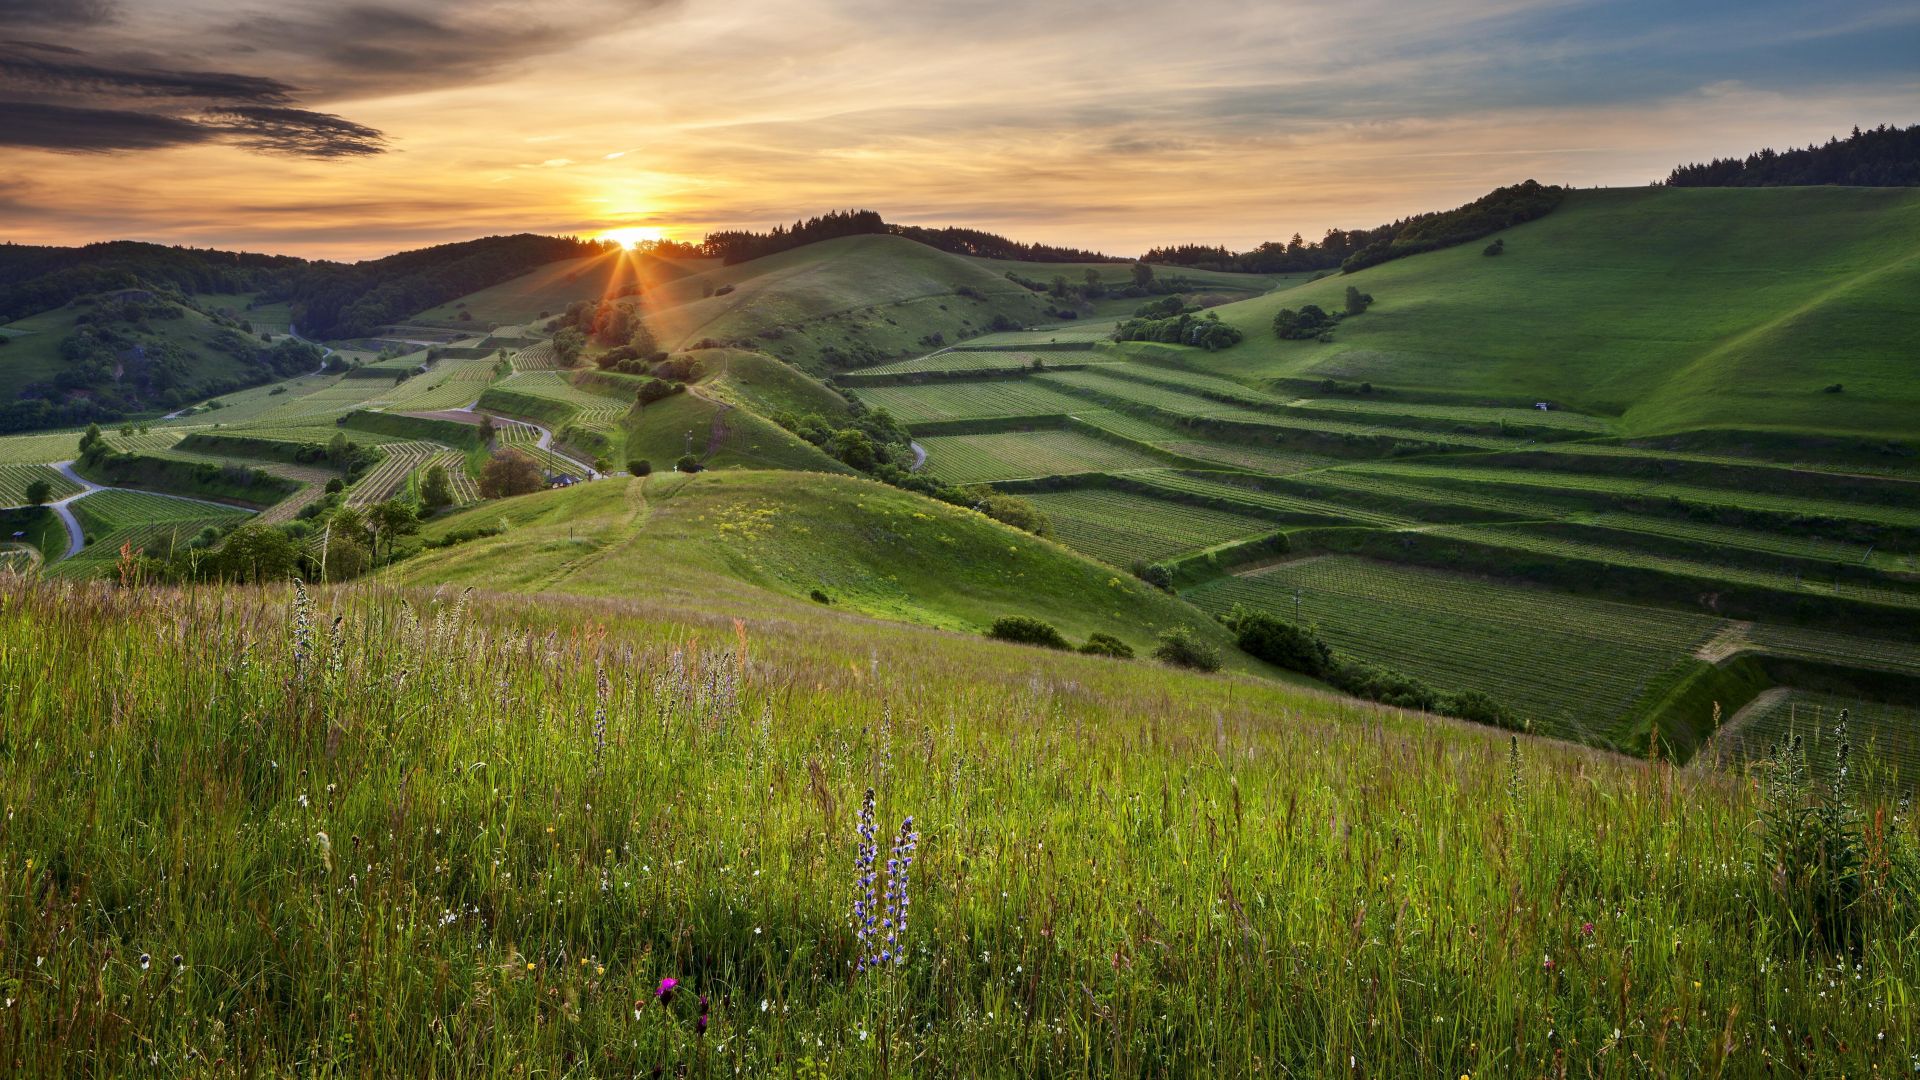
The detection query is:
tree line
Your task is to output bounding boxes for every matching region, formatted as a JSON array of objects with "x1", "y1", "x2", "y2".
[
  {"x1": 1663, "y1": 124, "x2": 1920, "y2": 188},
  {"x1": 700, "y1": 210, "x2": 1122, "y2": 266}
]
